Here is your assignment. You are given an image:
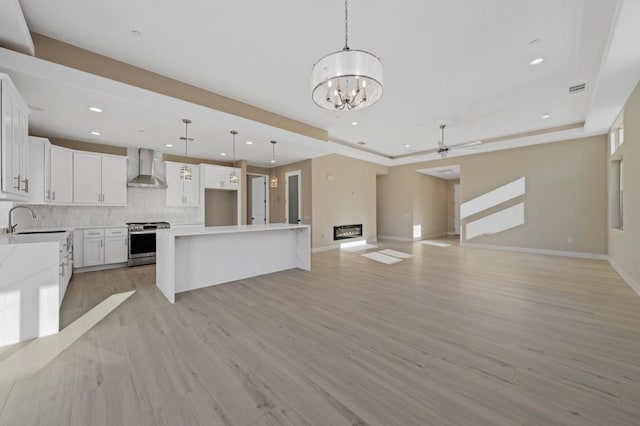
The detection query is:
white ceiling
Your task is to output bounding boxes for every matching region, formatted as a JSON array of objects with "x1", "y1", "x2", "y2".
[{"x1": 0, "y1": 0, "x2": 639, "y2": 167}]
